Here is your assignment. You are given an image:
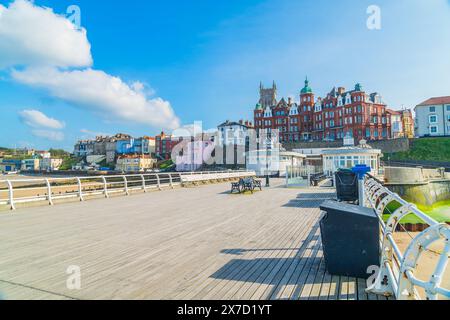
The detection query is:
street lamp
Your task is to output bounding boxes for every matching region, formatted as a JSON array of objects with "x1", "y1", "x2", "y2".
[{"x1": 265, "y1": 136, "x2": 271, "y2": 187}]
